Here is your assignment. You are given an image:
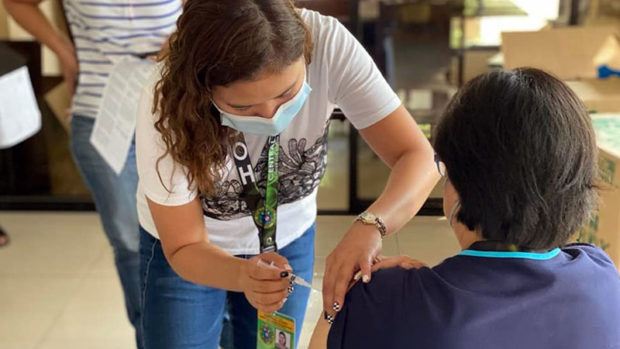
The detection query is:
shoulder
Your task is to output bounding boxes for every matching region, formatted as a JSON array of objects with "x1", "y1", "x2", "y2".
[
  {"x1": 137, "y1": 63, "x2": 165, "y2": 126},
  {"x1": 300, "y1": 8, "x2": 350, "y2": 52},
  {"x1": 135, "y1": 63, "x2": 167, "y2": 157},
  {"x1": 345, "y1": 267, "x2": 425, "y2": 307},
  {"x1": 562, "y1": 243, "x2": 619, "y2": 270},
  {"x1": 300, "y1": 8, "x2": 342, "y2": 34},
  {"x1": 328, "y1": 267, "x2": 428, "y2": 348},
  {"x1": 141, "y1": 63, "x2": 165, "y2": 102}
]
